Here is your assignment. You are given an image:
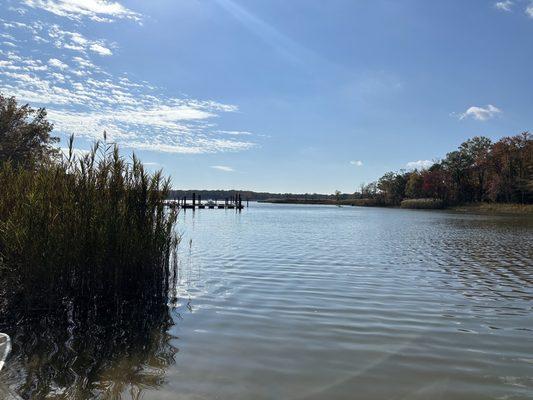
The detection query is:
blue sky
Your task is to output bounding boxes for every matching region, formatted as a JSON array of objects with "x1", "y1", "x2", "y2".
[{"x1": 1, "y1": 0, "x2": 532, "y2": 193}]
